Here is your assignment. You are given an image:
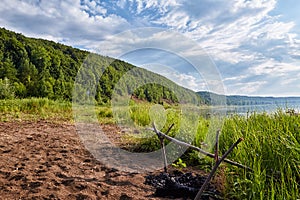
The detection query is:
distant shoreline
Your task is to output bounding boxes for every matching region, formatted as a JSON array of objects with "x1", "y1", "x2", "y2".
[{"x1": 197, "y1": 91, "x2": 300, "y2": 106}]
